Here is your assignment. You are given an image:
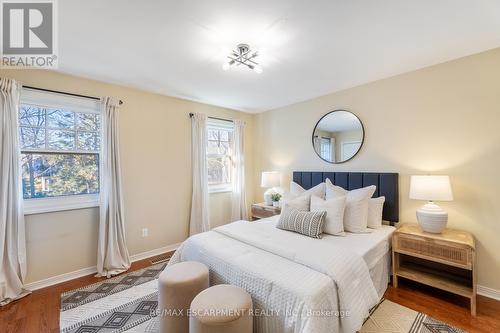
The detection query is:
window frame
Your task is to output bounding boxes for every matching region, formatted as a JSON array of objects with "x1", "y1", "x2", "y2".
[
  {"x1": 19, "y1": 89, "x2": 102, "y2": 215},
  {"x1": 206, "y1": 118, "x2": 234, "y2": 194}
]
